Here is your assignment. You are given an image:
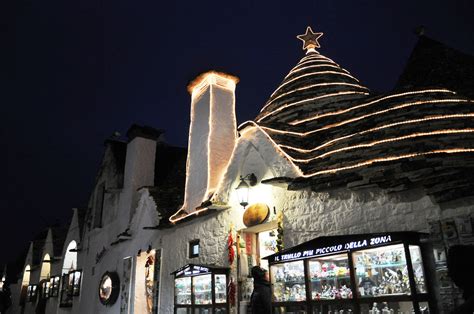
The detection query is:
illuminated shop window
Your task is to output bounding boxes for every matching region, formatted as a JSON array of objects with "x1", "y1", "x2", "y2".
[
  {"x1": 49, "y1": 276, "x2": 60, "y2": 297},
  {"x1": 189, "y1": 239, "x2": 200, "y2": 258},
  {"x1": 59, "y1": 270, "x2": 82, "y2": 307},
  {"x1": 26, "y1": 284, "x2": 38, "y2": 302}
]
